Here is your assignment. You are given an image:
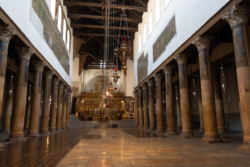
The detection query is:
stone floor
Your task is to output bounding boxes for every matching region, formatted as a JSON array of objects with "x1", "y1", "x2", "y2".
[{"x1": 0, "y1": 128, "x2": 250, "y2": 167}]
